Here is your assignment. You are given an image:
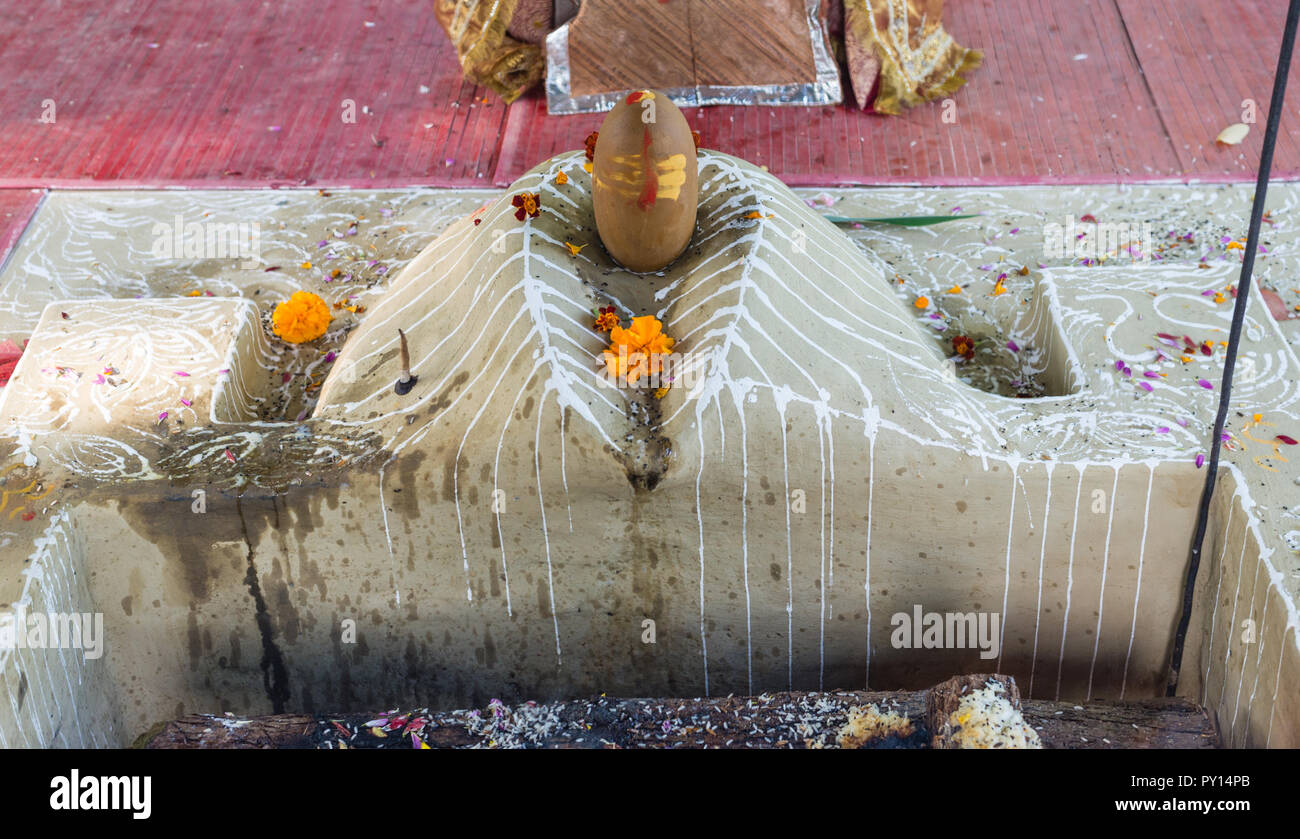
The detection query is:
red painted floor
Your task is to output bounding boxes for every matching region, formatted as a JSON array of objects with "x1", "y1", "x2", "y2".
[
  {"x1": 0, "y1": 190, "x2": 42, "y2": 269},
  {"x1": 0, "y1": 0, "x2": 1294, "y2": 192}
]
